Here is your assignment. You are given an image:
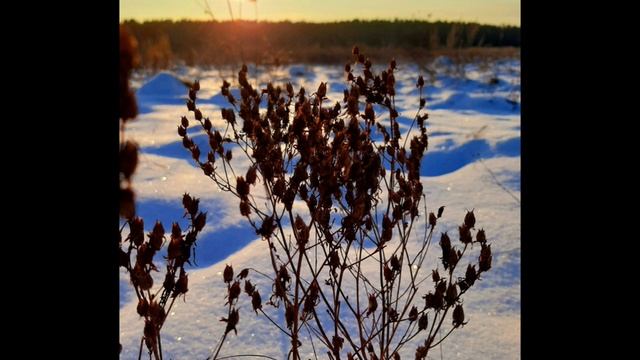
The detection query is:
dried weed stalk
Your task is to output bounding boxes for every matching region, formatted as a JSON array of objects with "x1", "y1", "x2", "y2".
[
  {"x1": 120, "y1": 25, "x2": 206, "y2": 360},
  {"x1": 181, "y1": 46, "x2": 493, "y2": 360}
]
